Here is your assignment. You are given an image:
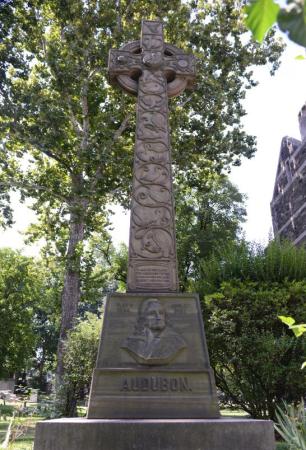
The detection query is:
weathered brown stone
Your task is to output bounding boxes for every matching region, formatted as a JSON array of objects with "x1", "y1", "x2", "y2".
[
  {"x1": 109, "y1": 20, "x2": 195, "y2": 292},
  {"x1": 85, "y1": 23, "x2": 221, "y2": 420},
  {"x1": 34, "y1": 418, "x2": 276, "y2": 450},
  {"x1": 271, "y1": 133, "x2": 306, "y2": 246}
]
